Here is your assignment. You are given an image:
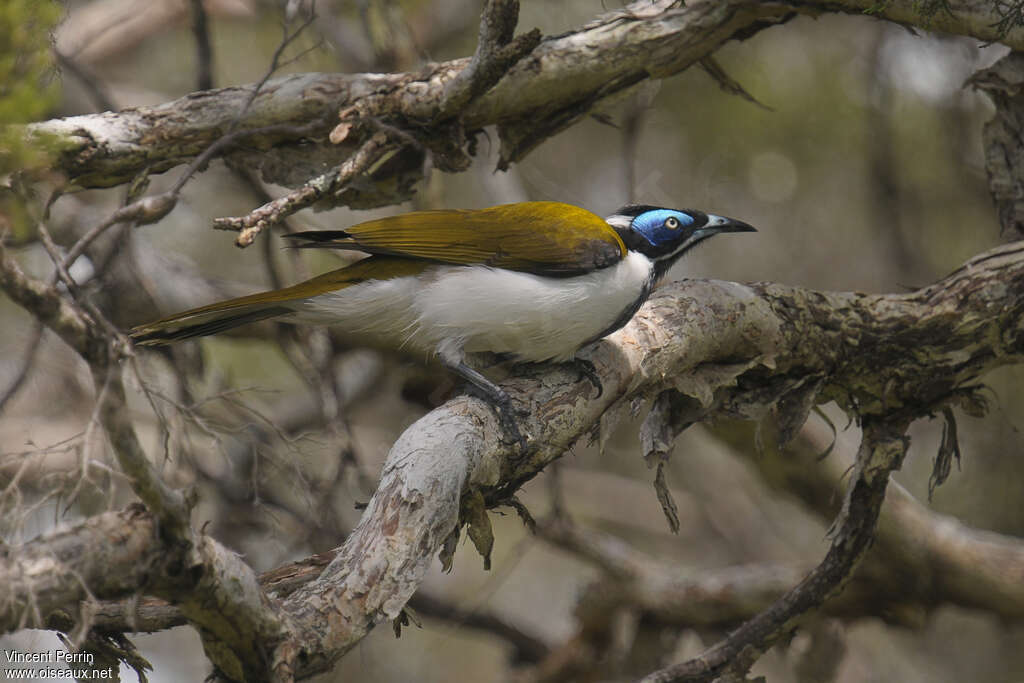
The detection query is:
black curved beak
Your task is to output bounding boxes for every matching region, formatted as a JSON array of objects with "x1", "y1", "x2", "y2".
[{"x1": 704, "y1": 214, "x2": 757, "y2": 234}]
